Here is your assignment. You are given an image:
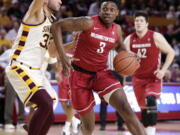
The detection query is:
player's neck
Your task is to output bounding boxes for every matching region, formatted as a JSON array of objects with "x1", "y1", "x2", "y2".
[
  {"x1": 99, "y1": 16, "x2": 113, "y2": 28},
  {"x1": 44, "y1": 5, "x2": 52, "y2": 17},
  {"x1": 104, "y1": 23, "x2": 113, "y2": 28},
  {"x1": 136, "y1": 28, "x2": 148, "y2": 38}
]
